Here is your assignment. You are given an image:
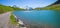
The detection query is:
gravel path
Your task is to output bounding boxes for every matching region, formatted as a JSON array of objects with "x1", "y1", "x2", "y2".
[
  {"x1": 0, "y1": 12, "x2": 27, "y2": 28},
  {"x1": 0, "y1": 12, "x2": 20, "y2": 28},
  {"x1": 0, "y1": 12, "x2": 11, "y2": 28}
]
